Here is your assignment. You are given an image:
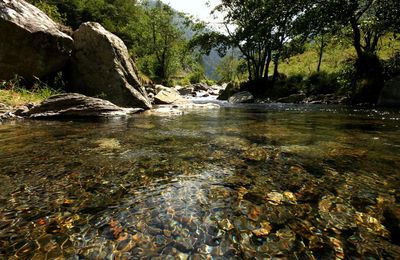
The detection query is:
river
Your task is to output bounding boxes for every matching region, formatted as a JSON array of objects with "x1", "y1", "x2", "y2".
[{"x1": 0, "y1": 101, "x2": 399, "y2": 259}]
